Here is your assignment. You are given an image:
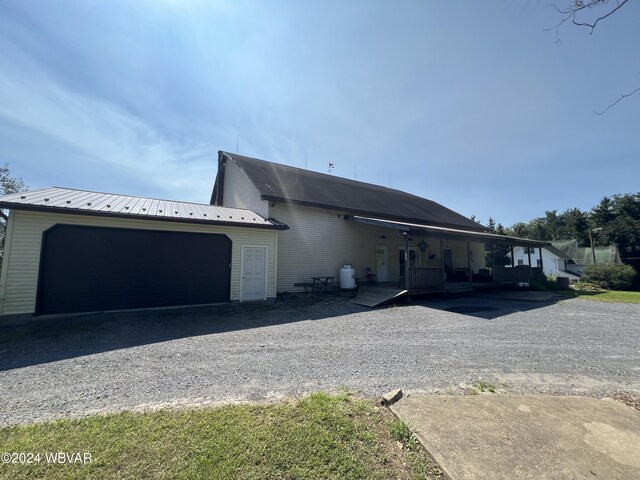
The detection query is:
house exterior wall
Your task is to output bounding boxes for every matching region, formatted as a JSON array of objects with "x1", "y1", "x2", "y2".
[
  {"x1": 223, "y1": 158, "x2": 269, "y2": 217},
  {"x1": 511, "y1": 246, "x2": 561, "y2": 277},
  {"x1": 269, "y1": 203, "x2": 486, "y2": 292},
  {"x1": 444, "y1": 239, "x2": 486, "y2": 275},
  {"x1": 0, "y1": 210, "x2": 278, "y2": 316}
]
